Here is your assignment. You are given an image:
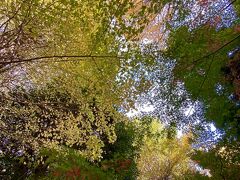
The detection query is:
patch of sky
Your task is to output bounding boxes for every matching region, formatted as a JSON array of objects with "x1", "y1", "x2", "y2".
[
  {"x1": 228, "y1": 46, "x2": 240, "y2": 59},
  {"x1": 170, "y1": 0, "x2": 238, "y2": 30},
  {"x1": 122, "y1": 0, "x2": 236, "y2": 150},
  {"x1": 215, "y1": 83, "x2": 224, "y2": 95}
]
